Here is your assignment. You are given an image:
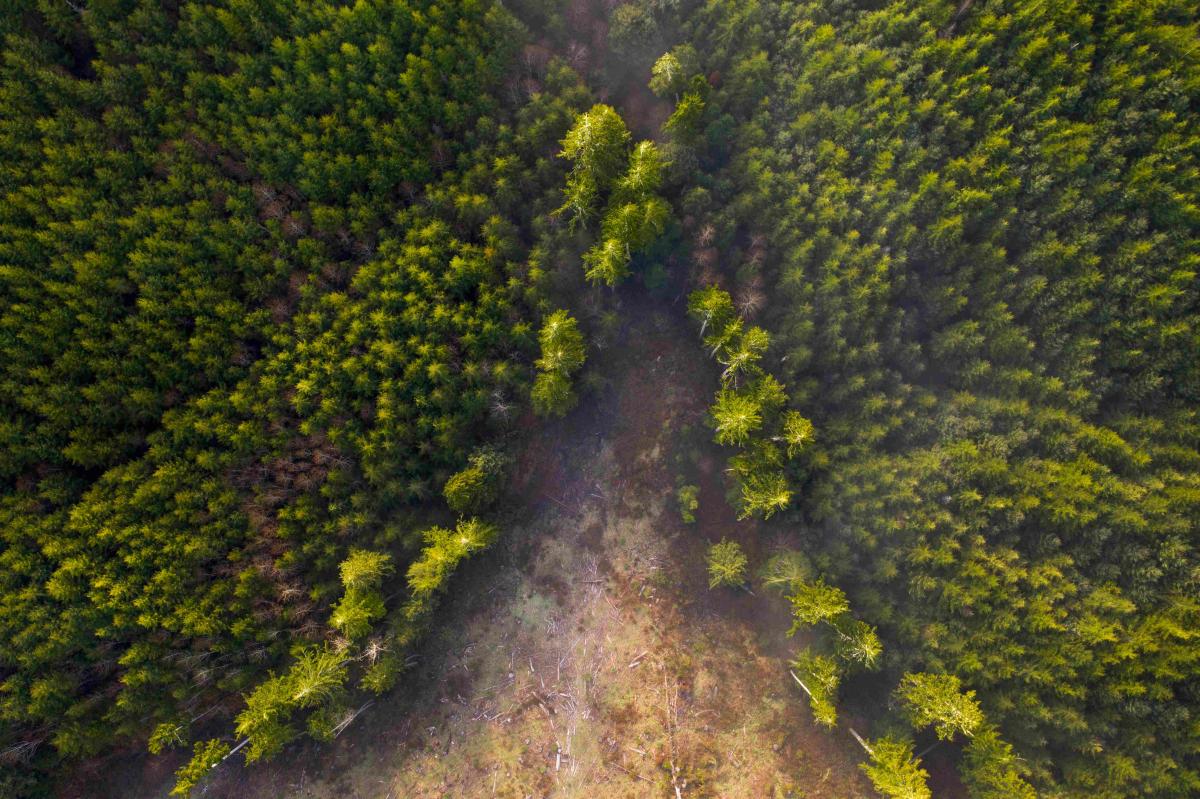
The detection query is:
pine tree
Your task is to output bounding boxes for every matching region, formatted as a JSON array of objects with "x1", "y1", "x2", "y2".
[
  {"x1": 896, "y1": 673, "x2": 984, "y2": 741},
  {"x1": 861, "y1": 736, "x2": 931, "y2": 799},
  {"x1": 706, "y1": 539, "x2": 748, "y2": 588}
]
